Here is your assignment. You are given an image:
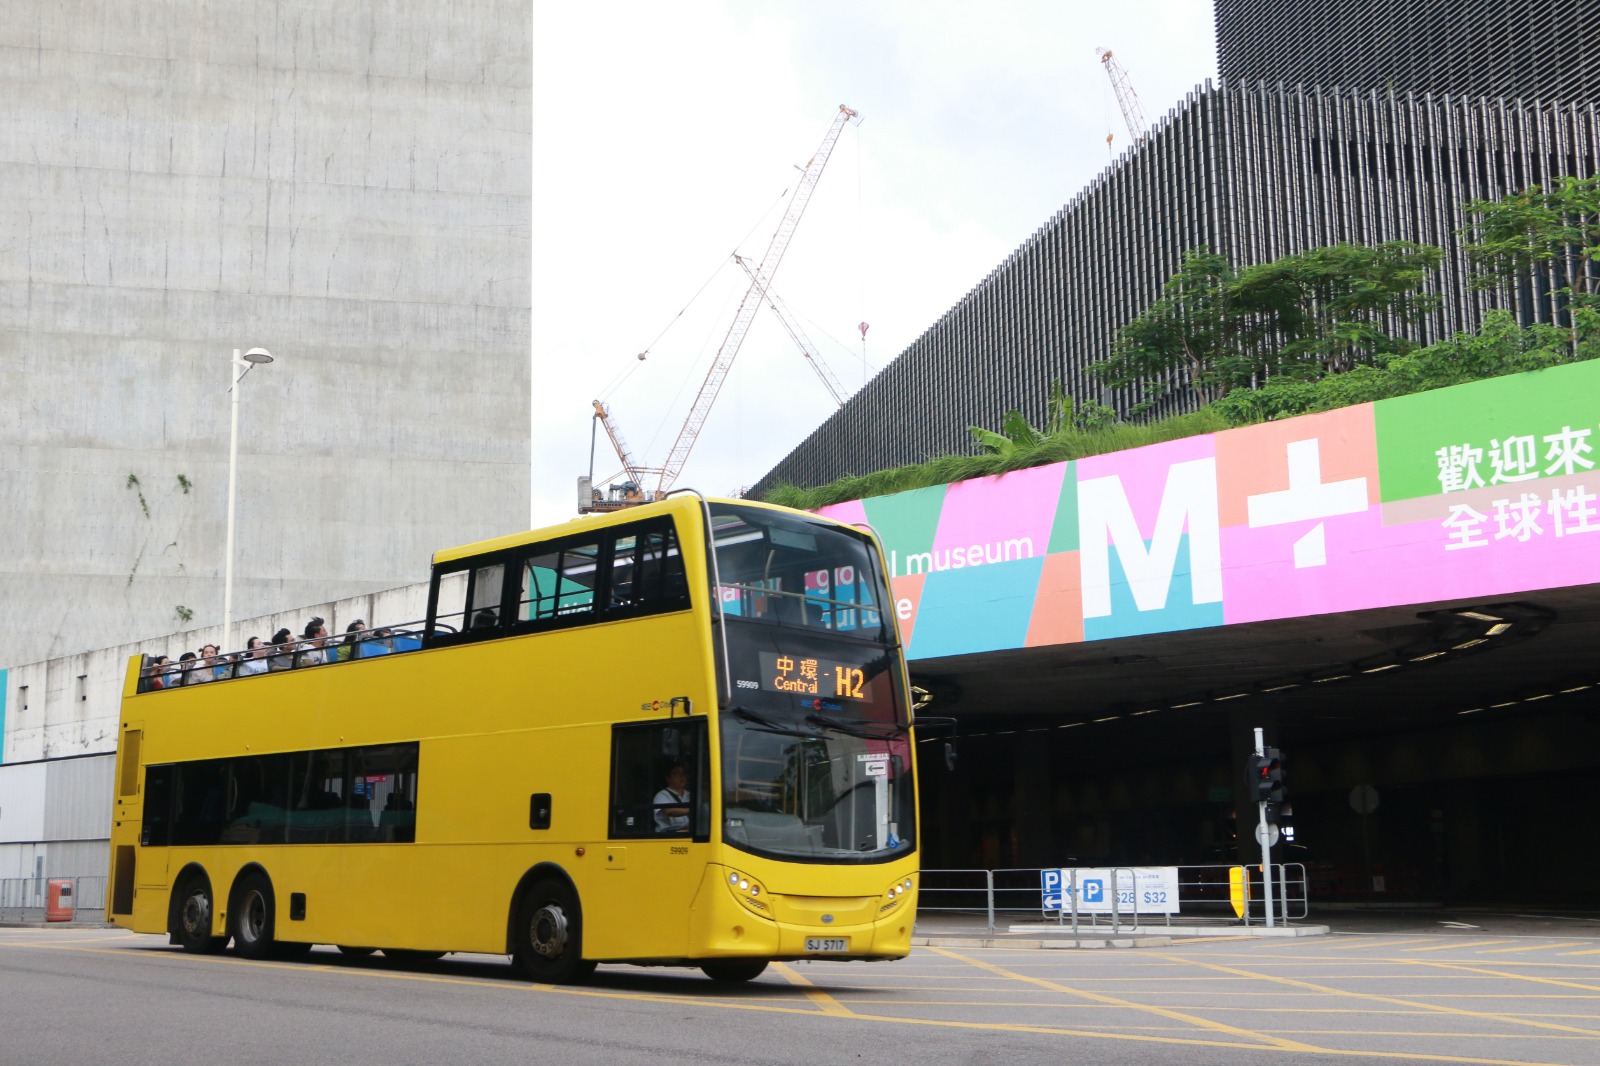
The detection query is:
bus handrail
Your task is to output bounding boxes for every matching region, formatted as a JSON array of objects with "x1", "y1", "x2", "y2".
[{"x1": 138, "y1": 619, "x2": 433, "y2": 691}]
